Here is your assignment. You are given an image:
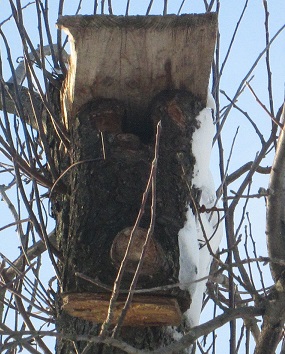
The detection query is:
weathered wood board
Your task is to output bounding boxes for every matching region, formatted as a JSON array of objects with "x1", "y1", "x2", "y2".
[
  {"x1": 57, "y1": 14, "x2": 217, "y2": 126},
  {"x1": 62, "y1": 293, "x2": 182, "y2": 326}
]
